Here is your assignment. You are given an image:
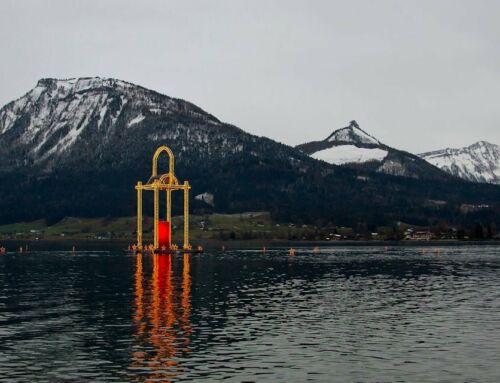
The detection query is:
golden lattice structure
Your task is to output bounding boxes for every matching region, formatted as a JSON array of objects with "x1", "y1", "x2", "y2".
[{"x1": 135, "y1": 146, "x2": 191, "y2": 251}]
